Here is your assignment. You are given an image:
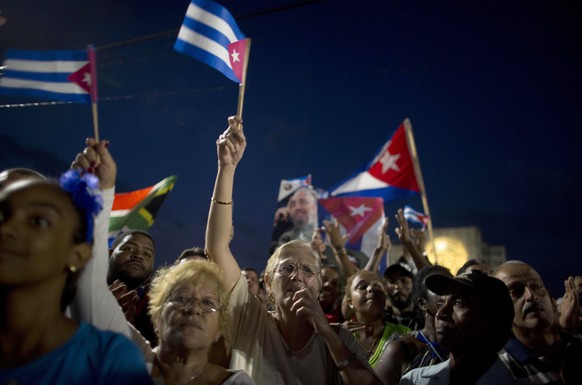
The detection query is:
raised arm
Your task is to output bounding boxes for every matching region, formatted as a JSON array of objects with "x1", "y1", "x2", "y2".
[
  {"x1": 323, "y1": 219, "x2": 357, "y2": 279},
  {"x1": 68, "y1": 139, "x2": 131, "y2": 337},
  {"x1": 364, "y1": 217, "x2": 390, "y2": 273},
  {"x1": 205, "y1": 116, "x2": 247, "y2": 292},
  {"x1": 394, "y1": 209, "x2": 431, "y2": 270}
]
